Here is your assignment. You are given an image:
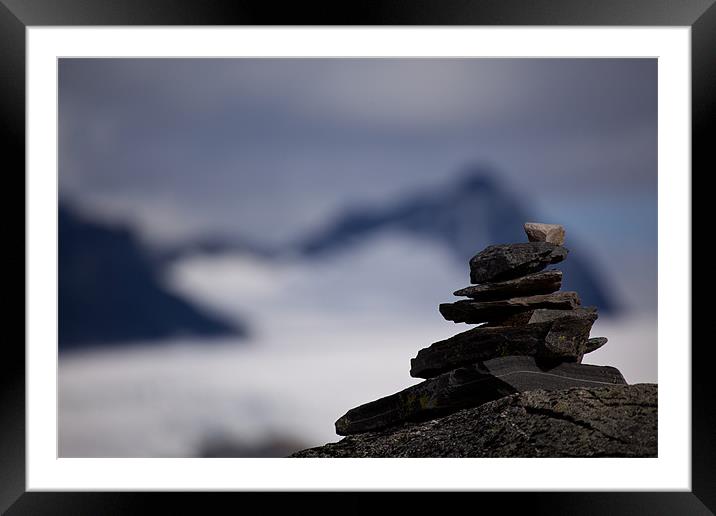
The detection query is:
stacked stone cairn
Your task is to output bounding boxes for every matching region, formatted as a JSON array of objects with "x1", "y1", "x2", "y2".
[{"x1": 335, "y1": 222, "x2": 626, "y2": 436}]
